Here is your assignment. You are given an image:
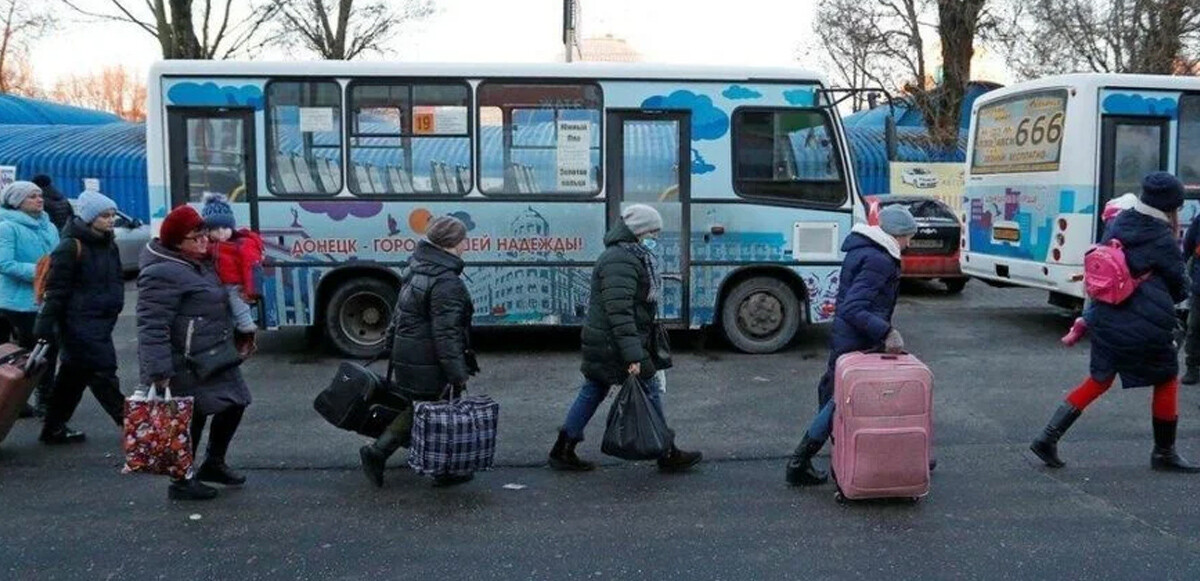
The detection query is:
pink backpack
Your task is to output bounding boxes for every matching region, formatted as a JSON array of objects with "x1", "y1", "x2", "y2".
[{"x1": 1084, "y1": 239, "x2": 1149, "y2": 304}]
